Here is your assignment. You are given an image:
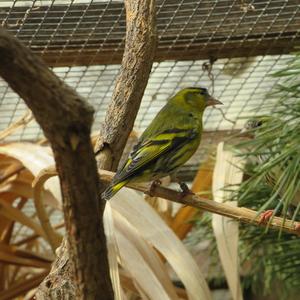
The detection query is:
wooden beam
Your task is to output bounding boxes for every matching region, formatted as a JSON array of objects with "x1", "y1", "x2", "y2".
[
  {"x1": 1, "y1": 1, "x2": 299, "y2": 67},
  {"x1": 29, "y1": 37, "x2": 298, "y2": 67}
]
